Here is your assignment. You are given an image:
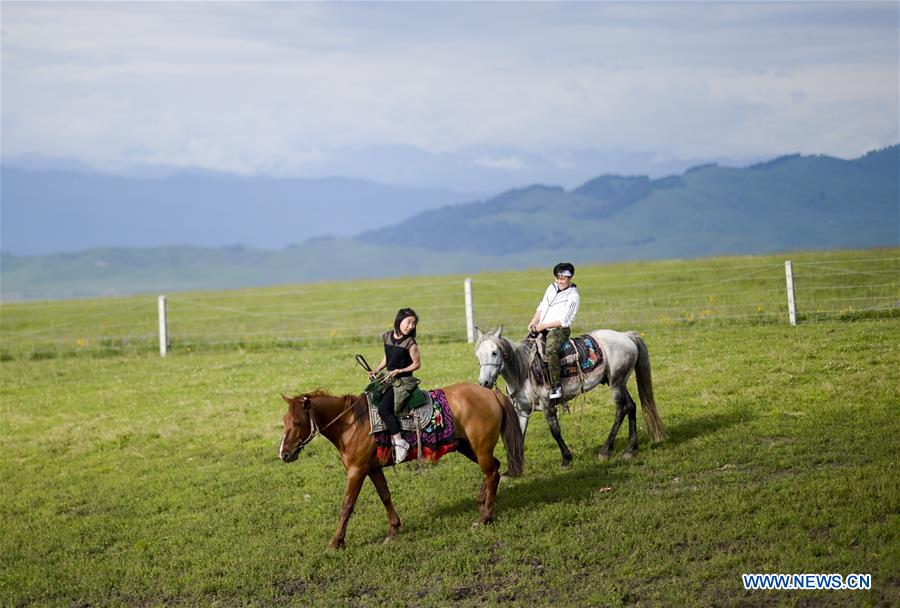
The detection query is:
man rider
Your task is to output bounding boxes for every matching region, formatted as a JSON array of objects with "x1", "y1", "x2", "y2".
[{"x1": 528, "y1": 262, "x2": 580, "y2": 400}]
